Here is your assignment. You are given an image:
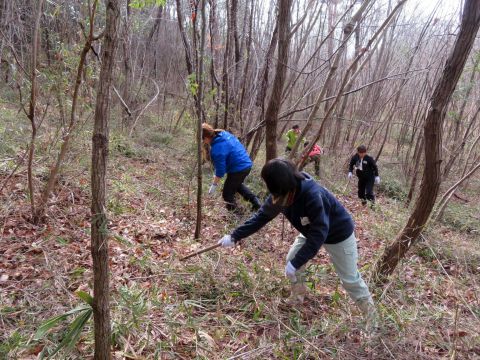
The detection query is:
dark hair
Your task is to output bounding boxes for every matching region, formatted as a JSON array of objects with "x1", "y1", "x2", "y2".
[
  {"x1": 261, "y1": 159, "x2": 305, "y2": 196},
  {"x1": 292, "y1": 124, "x2": 300, "y2": 130},
  {"x1": 202, "y1": 123, "x2": 223, "y2": 139},
  {"x1": 357, "y1": 145, "x2": 367, "y2": 153}
]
